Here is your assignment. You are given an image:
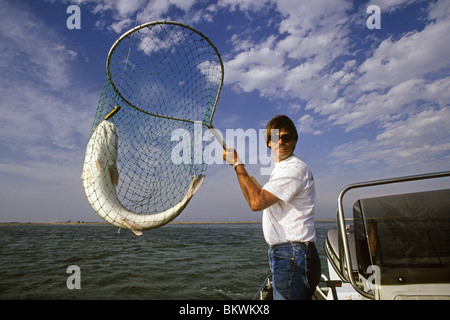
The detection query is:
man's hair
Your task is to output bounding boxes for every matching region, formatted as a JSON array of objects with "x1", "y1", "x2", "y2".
[{"x1": 265, "y1": 115, "x2": 298, "y2": 147}]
